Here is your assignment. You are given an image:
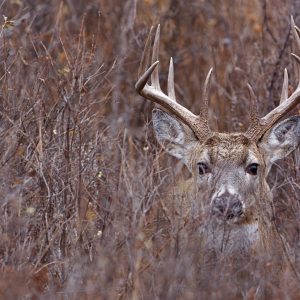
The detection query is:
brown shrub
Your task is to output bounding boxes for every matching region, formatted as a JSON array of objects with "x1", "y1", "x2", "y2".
[{"x1": 0, "y1": 0, "x2": 300, "y2": 298}]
